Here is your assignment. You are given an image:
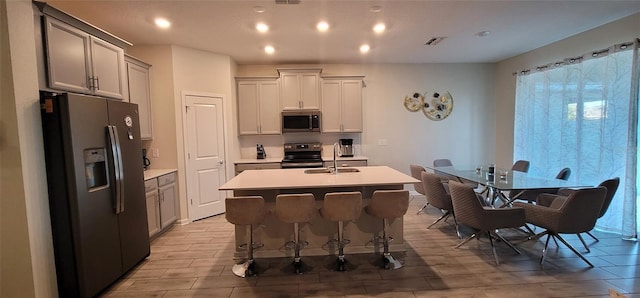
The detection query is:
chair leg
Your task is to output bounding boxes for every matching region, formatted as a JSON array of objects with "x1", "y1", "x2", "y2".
[
  {"x1": 554, "y1": 234, "x2": 594, "y2": 268},
  {"x1": 380, "y1": 218, "x2": 402, "y2": 270},
  {"x1": 427, "y1": 210, "x2": 450, "y2": 229},
  {"x1": 493, "y1": 231, "x2": 521, "y2": 255},
  {"x1": 452, "y1": 214, "x2": 462, "y2": 239},
  {"x1": 232, "y1": 224, "x2": 257, "y2": 278},
  {"x1": 576, "y1": 233, "x2": 591, "y2": 253},
  {"x1": 416, "y1": 203, "x2": 429, "y2": 215},
  {"x1": 540, "y1": 233, "x2": 552, "y2": 265},
  {"x1": 586, "y1": 231, "x2": 599, "y2": 242},
  {"x1": 487, "y1": 232, "x2": 500, "y2": 266},
  {"x1": 293, "y1": 222, "x2": 304, "y2": 274},
  {"x1": 455, "y1": 233, "x2": 478, "y2": 249},
  {"x1": 336, "y1": 221, "x2": 347, "y2": 271}
]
